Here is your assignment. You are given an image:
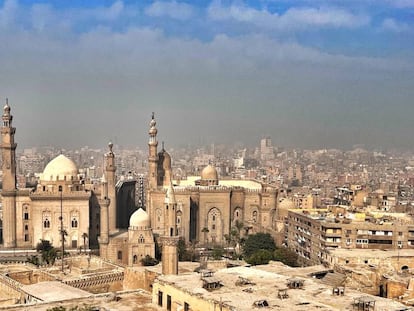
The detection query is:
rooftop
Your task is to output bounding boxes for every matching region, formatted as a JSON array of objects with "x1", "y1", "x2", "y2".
[{"x1": 156, "y1": 264, "x2": 407, "y2": 310}]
